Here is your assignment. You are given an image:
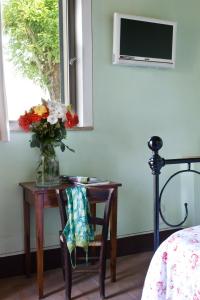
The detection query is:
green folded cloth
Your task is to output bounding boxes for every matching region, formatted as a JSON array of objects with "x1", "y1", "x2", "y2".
[{"x1": 62, "y1": 186, "x2": 94, "y2": 267}]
